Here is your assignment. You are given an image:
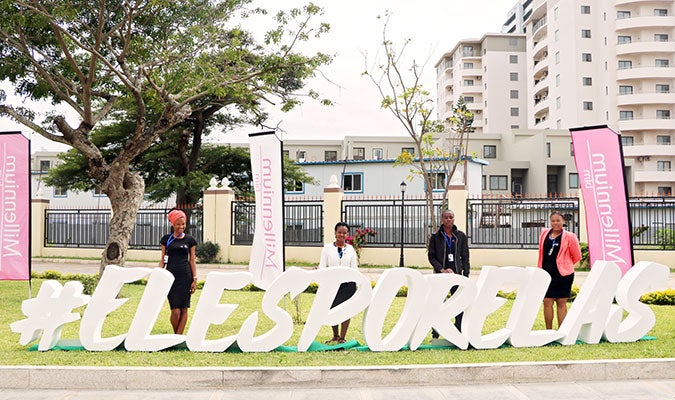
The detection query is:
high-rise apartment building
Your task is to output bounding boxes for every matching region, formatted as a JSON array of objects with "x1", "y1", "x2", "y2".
[{"x1": 437, "y1": 0, "x2": 674, "y2": 195}]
